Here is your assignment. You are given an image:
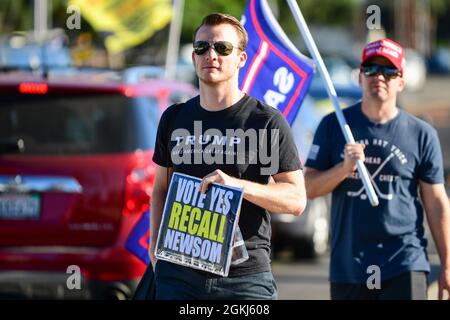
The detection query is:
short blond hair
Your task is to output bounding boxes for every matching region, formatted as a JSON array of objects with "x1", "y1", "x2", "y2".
[{"x1": 193, "y1": 13, "x2": 248, "y2": 51}]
